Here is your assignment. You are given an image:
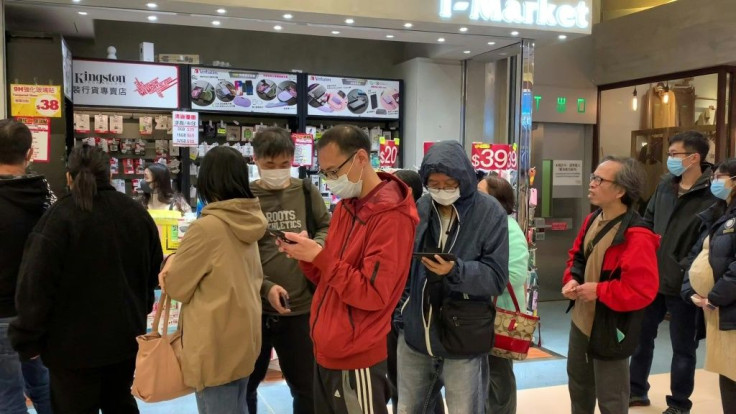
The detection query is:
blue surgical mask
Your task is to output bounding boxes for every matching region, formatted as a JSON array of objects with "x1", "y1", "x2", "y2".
[
  {"x1": 667, "y1": 156, "x2": 687, "y2": 177},
  {"x1": 711, "y1": 178, "x2": 735, "y2": 200}
]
